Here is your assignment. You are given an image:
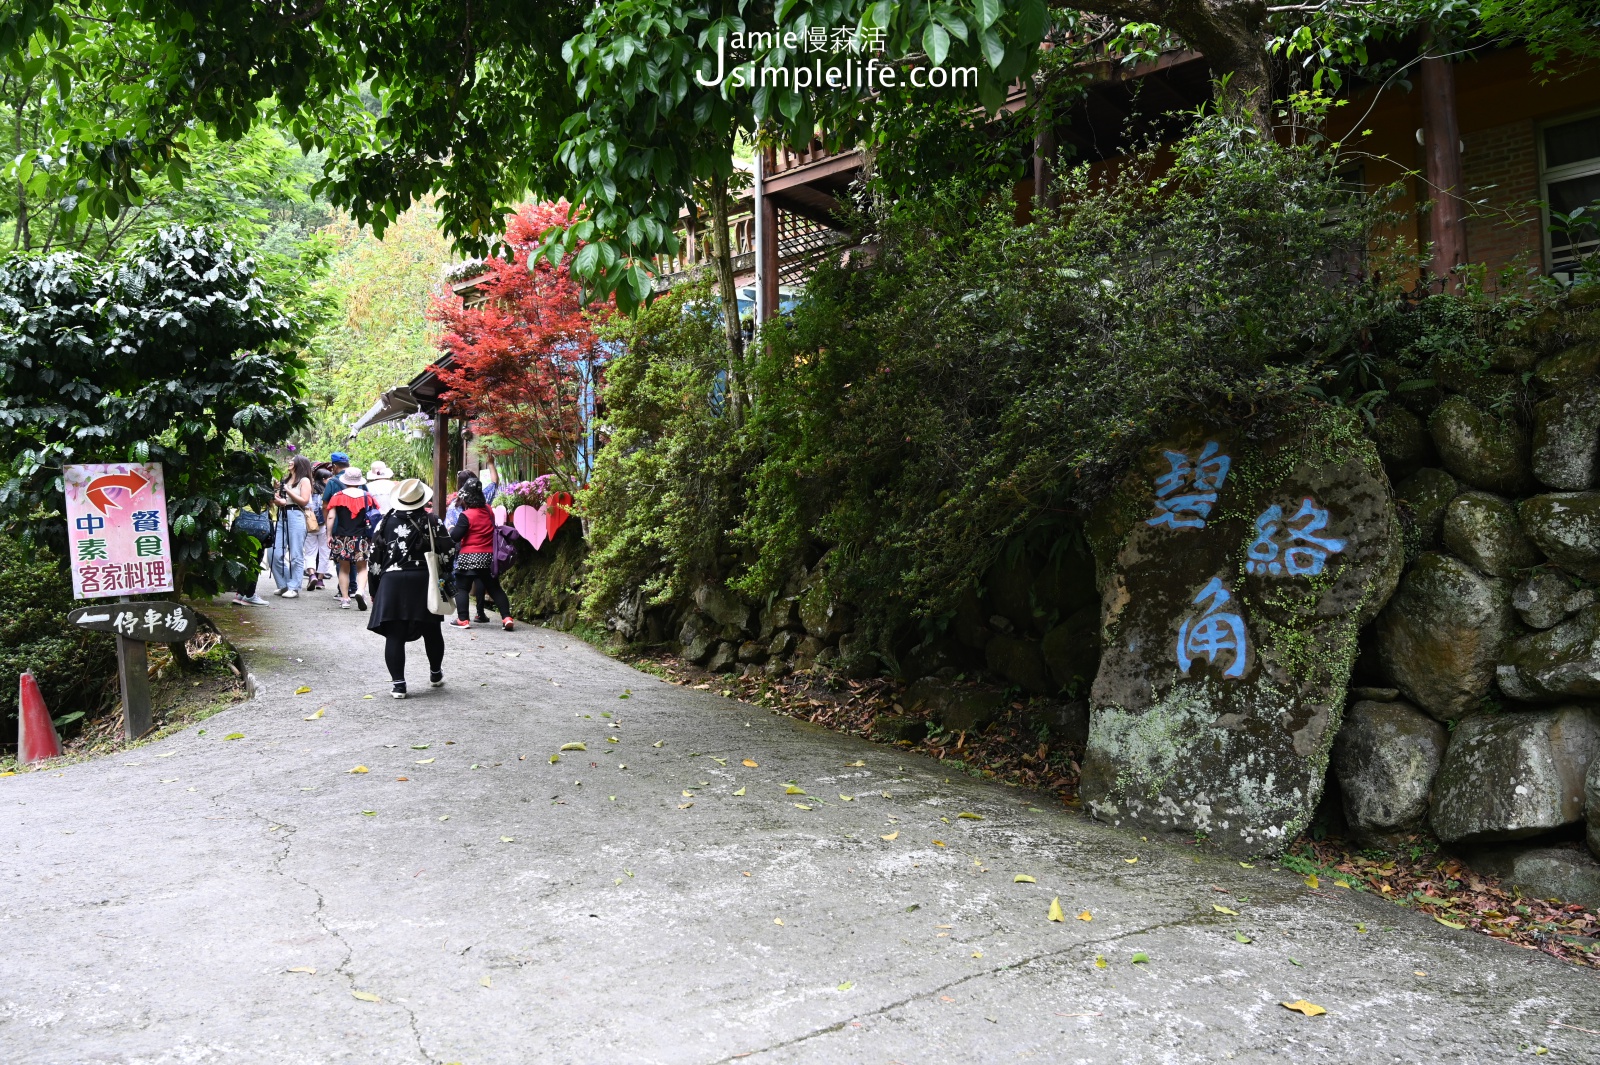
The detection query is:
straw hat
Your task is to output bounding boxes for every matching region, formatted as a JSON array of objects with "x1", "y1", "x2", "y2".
[
  {"x1": 391, "y1": 478, "x2": 433, "y2": 511},
  {"x1": 367, "y1": 460, "x2": 394, "y2": 480}
]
